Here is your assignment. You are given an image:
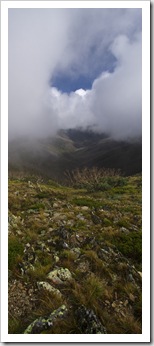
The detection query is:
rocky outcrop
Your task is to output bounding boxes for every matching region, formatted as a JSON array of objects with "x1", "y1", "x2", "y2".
[
  {"x1": 75, "y1": 306, "x2": 107, "y2": 334},
  {"x1": 24, "y1": 305, "x2": 68, "y2": 334}
]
